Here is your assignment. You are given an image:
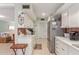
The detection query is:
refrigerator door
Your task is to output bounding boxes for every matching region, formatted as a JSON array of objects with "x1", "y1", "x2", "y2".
[
  {"x1": 47, "y1": 20, "x2": 55, "y2": 53},
  {"x1": 47, "y1": 20, "x2": 64, "y2": 53}
]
